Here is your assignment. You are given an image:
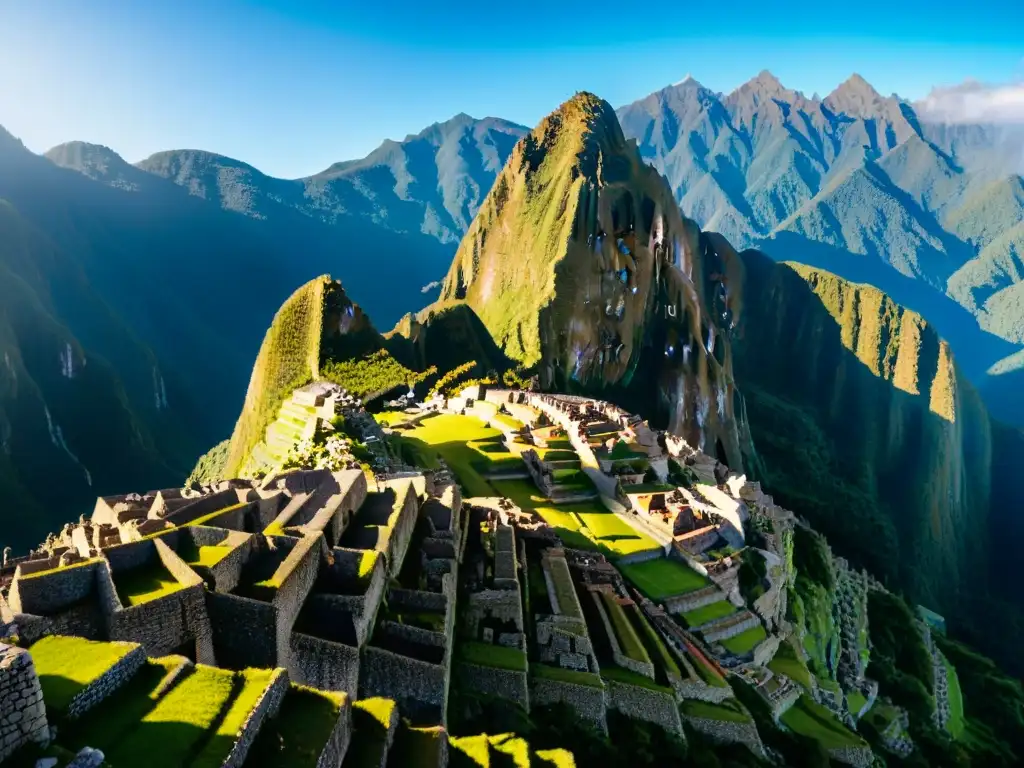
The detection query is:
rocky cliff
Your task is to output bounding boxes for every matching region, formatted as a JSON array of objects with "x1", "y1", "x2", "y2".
[{"x1": 436, "y1": 93, "x2": 747, "y2": 467}]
